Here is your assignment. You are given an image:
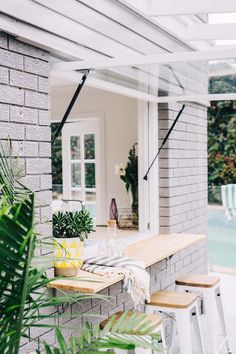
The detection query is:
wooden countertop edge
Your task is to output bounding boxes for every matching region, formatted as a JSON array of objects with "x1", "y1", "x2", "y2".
[
  {"x1": 48, "y1": 233, "x2": 206, "y2": 293},
  {"x1": 142, "y1": 234, "x2": 206, "y2": 268},
  {"x1": 47, "y1": 272, "x2": 123, "y2": 293}
]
